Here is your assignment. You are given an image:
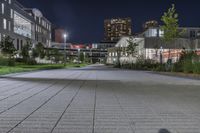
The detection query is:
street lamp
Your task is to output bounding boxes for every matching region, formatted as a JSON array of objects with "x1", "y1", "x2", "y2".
[
  {"x1": 160, "y1": 46, "x2": 163, "y2": 64},
  {"x1": 78, "y1": 48, "x2": 80, "y2": 64},
  {"x1": 63, "y1": 33, "x2": 68, "y2": 66}
]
